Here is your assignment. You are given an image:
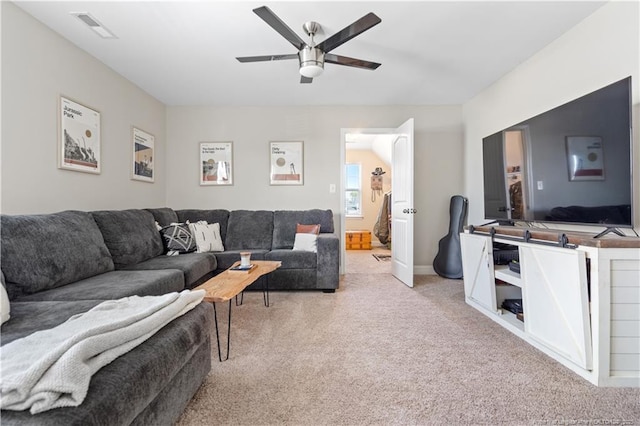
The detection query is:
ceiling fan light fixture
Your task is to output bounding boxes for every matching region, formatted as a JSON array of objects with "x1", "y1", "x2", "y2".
[{"x1": 299, "y1": 47, "x2": 324, "y2": 78}]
